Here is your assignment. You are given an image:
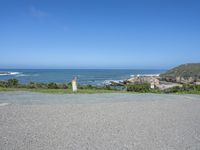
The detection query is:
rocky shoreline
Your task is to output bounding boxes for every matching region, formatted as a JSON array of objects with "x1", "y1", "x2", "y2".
[
  {"x1": 110, "y1": 75, "x2": 200, "y2": 90},
  {"x1": 110, "y1": 63, "x2": 200, "y2": 90}
]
